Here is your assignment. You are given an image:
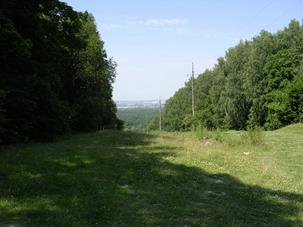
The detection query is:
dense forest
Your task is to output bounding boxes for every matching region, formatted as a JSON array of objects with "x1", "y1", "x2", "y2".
[
  {"x1": 0, "y1": 0, "x2": 122, "y2": 144},
  {"x1": 157, "y1": 20, "x2": 303, "y2": 131}
]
